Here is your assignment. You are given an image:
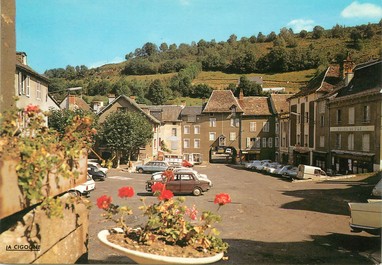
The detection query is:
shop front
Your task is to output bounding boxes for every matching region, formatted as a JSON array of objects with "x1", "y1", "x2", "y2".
[{"x1": 331, "y1": 150, "x2": 374, "y2": 174}]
